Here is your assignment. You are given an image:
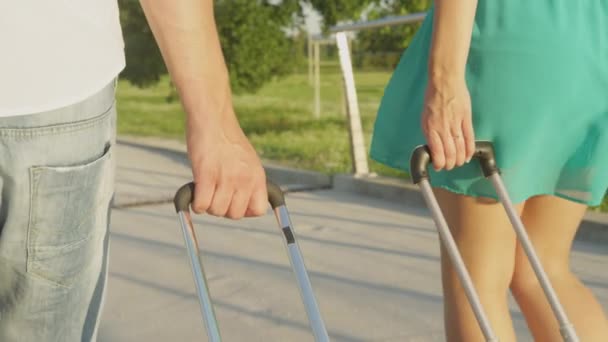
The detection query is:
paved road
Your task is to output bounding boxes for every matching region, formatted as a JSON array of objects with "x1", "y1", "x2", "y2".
[{"x1": 97, "y1": 138, "x2": 608, "y2": 342}]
